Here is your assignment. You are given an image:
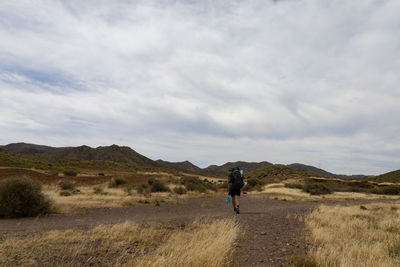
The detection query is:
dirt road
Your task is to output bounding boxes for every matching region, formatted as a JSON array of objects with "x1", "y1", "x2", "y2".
[{"x1": 0, "y1": 194, "x2": 316, "y2": 266}]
